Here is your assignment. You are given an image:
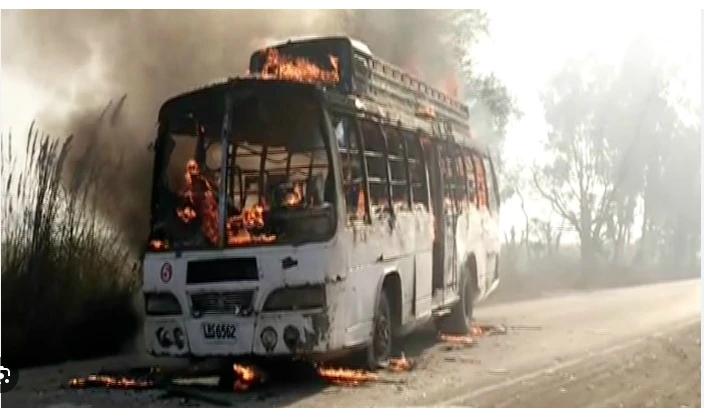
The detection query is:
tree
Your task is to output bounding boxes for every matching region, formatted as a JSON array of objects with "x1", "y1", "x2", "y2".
[
  {"x1": 535, "y1": 37, "x2": 700, "y2": 282},
  {"x1": 534, "y1": 57, "x2": 618, "y2": 277}
]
